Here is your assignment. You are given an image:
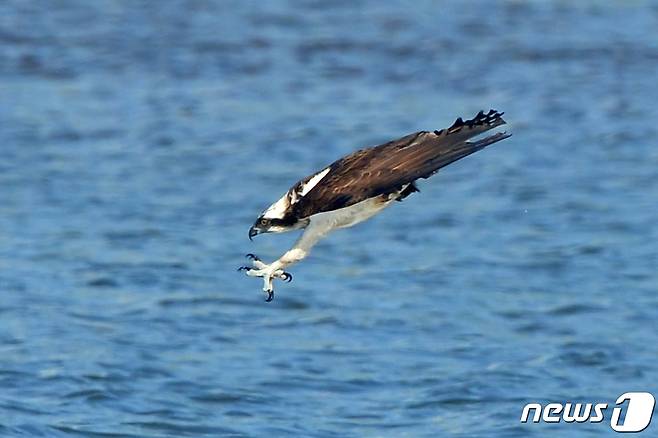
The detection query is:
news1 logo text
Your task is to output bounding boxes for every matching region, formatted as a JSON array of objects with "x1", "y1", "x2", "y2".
[{"x1": 521, "y1": 392, "x2": 655, "y2": 433}]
